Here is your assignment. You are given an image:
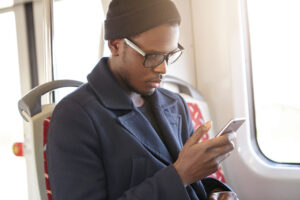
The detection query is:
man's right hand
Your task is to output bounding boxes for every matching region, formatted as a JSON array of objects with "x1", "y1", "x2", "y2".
[{"x1": 173, "y1": 121, "x2": 235, "y2": 186}]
